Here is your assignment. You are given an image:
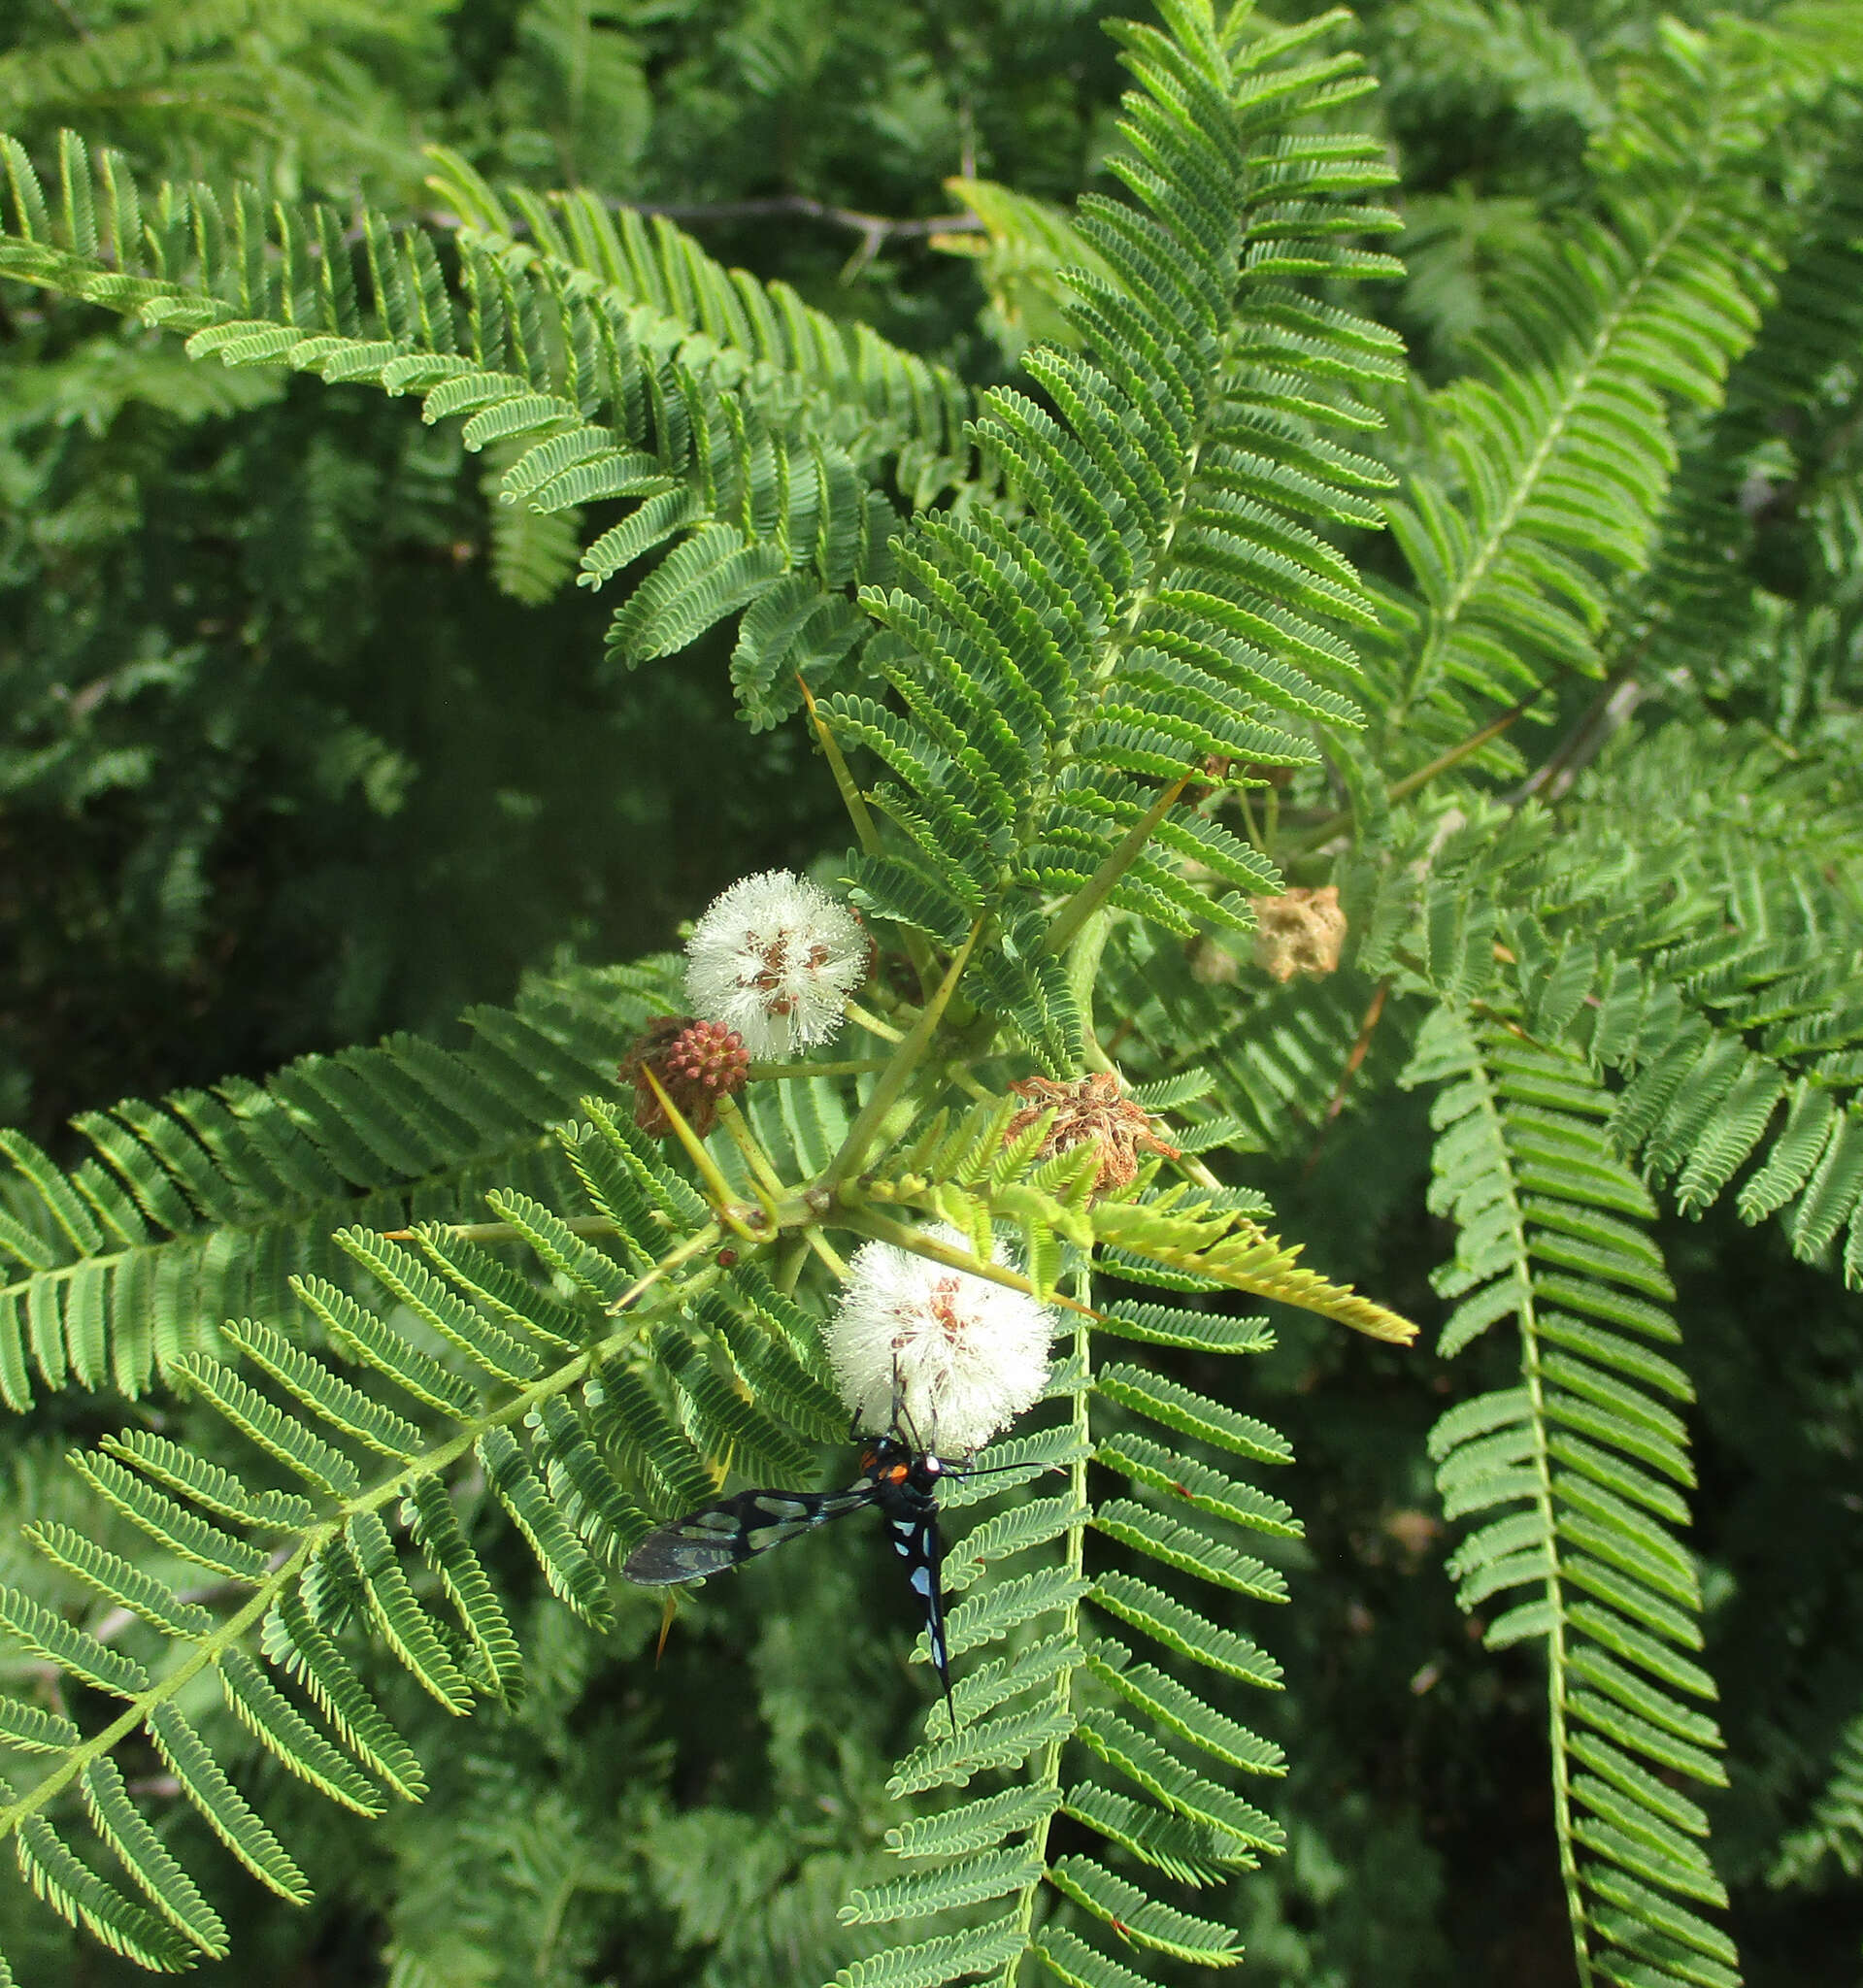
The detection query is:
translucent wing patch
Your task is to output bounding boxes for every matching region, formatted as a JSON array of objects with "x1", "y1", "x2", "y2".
[
  {"x1": 622, "y1": 1485, "x2": 875, "y2": 1584},
  {"x1": 623, "y1": 1438, "x2": 967, "y2": 1723}
]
